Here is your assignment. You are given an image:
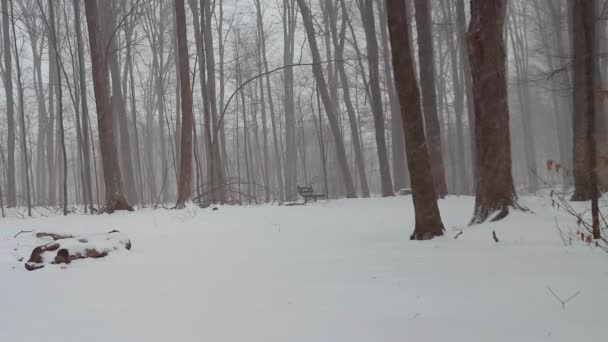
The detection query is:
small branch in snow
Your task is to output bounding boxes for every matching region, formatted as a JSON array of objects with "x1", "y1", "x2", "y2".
[
  {"x1": 492, "y1": 230, "x2": 500, "y2": 243},
  {"x1": 13, "y1": 230, "x2": 33, "y2": 238},
  {"x1": 547, "y1": 286, "x2": 581, "y2": 310},
  {"x1": 454, "y1": 230, "x2": 463, "y2": 239}
]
